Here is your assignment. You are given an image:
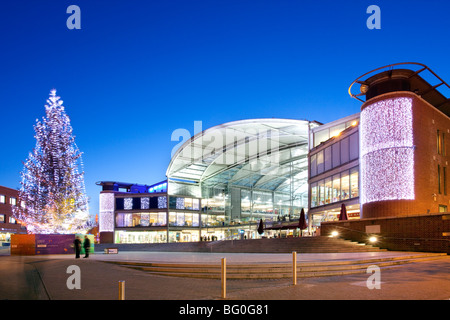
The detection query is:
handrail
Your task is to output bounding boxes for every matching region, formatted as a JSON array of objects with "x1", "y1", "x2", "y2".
[{"x1": 348, "y1": 62, "x2": 450, "y2": 102}]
